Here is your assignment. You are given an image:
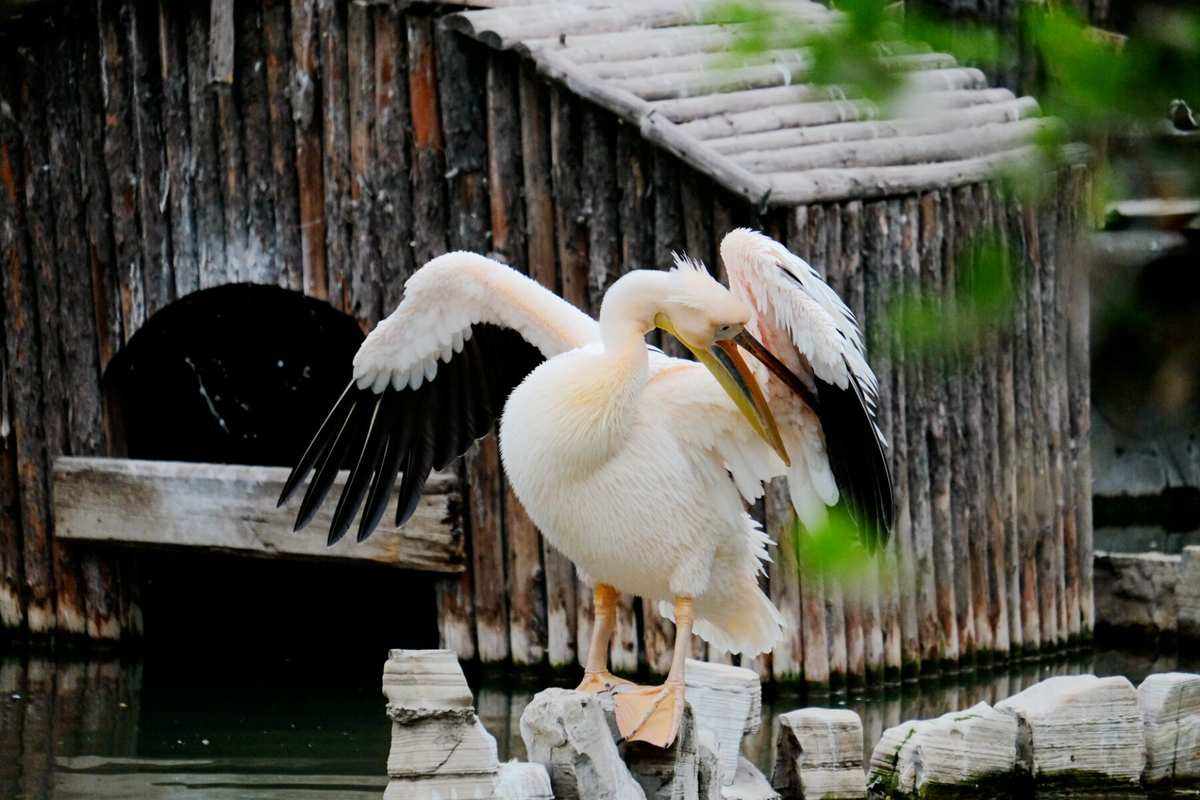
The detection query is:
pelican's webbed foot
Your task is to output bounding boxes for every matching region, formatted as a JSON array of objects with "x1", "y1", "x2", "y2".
[{"x1": 613, "y1": 681, "x2": 686, "y2": 747}]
